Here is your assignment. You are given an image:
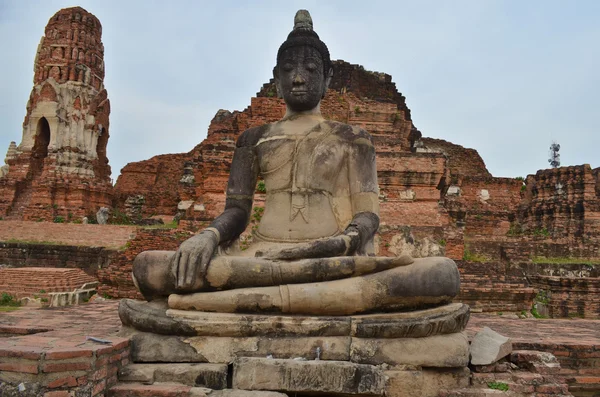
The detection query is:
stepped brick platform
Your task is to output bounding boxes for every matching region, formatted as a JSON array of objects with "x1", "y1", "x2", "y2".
[
  {"x1": 0, "y1": 301, "x2": 128, "y2": 396},
  {"x1": 0, "y1": 267, "x2": 97, "y2": 299},
  {"x1": 0, "y1": 301, "x2": 598, "y2": 396},
  {"x1": 469, "y1": 314, "x2": 600, "y2": 396},
  {"x1": 0, "y1": 221, "x2": 137, "y2": 249}
]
